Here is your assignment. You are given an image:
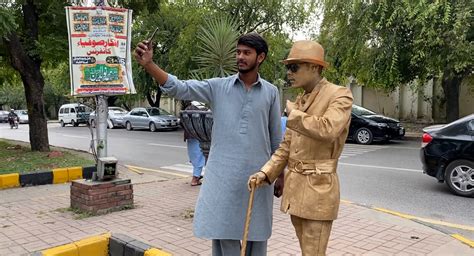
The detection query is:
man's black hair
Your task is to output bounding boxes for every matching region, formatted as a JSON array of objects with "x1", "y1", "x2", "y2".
[{"x1": 237, "y1": 32, "x2": 268, "y2": 60}]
